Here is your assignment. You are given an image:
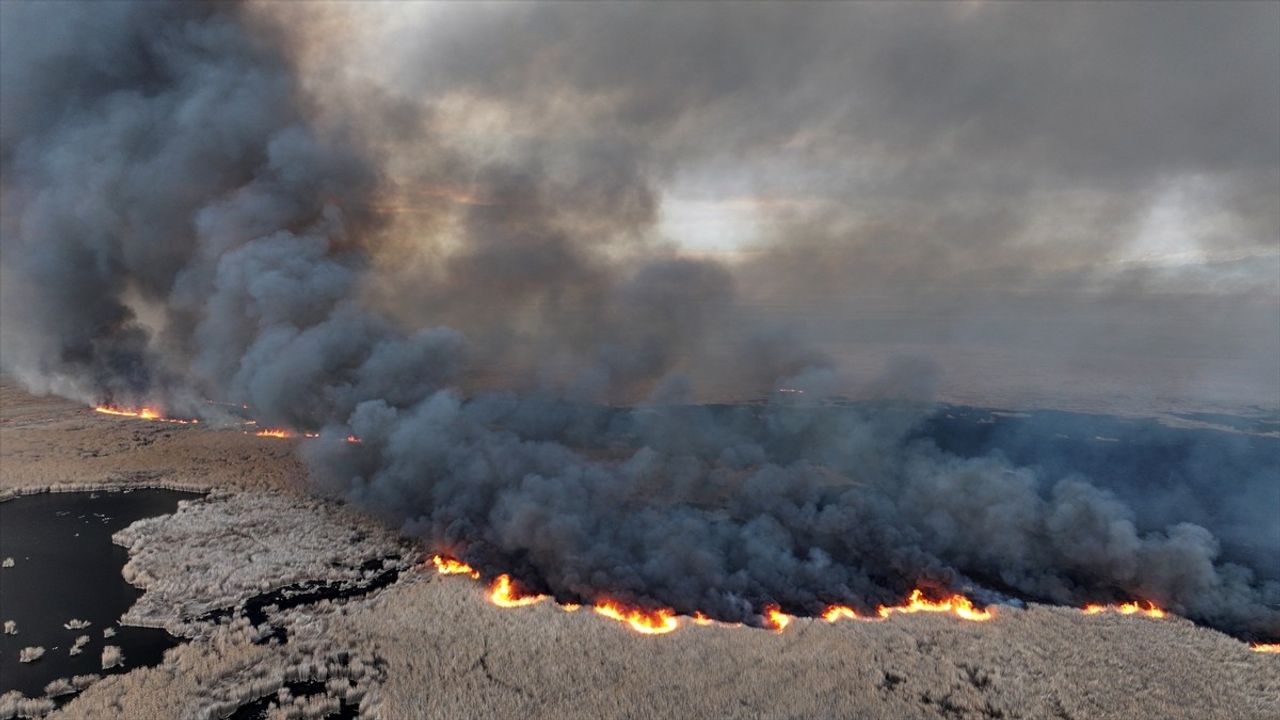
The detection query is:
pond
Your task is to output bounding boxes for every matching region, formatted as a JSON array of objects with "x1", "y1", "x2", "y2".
[{"x1": 0, "y1": 488, "x2": 202, "y2": 700}]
